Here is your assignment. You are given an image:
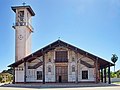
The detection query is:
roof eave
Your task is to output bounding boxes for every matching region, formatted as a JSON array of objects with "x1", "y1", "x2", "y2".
[
  {"x1": 8, "y1": 40, "x2": 114, "y2": 68},
  {"x1": 11, "y1": 5, "x2": 35, "y2": 16}
]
